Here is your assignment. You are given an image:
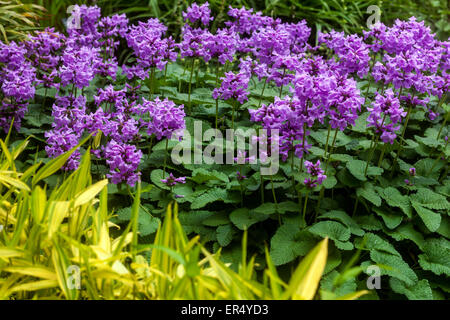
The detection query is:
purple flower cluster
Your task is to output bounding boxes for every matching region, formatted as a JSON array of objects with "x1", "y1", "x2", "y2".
[
  {"x1": 2, "y1": 1, "x2": 448, "y2": 189},
  {"x1": 135, "y1": 97, "x2": 186, "y2": 140},
  {"x1": 124, "y1": 19, "x2": 176, "y2": 79},
  {"x1": 161, "y1": 173, "x2": 186, "y2": 187},
  {"x1": 104, "y1": 140, "x2": 142, "y2": 186},
  {"x1": 365, "y1": 18, "x2": 448, "y2": 97},
  {"x1": 319, "y1": 30, "x2": 370, "y2": 78},
  {"x1": 212, "y1": 71, "x2": 250, "y2": 104},
  {"x1": 304, "y1": 160, "x2": 327, "y2": 188},
  {"x1": 367, "y1": 89, "x2": 406, "y2": 144},
  {"x1": 0, "y1": 41, "x2": 36, "y2": 131},
  {"x1": 183, "y1": 2, "x2": 213, "y2": 26}
]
